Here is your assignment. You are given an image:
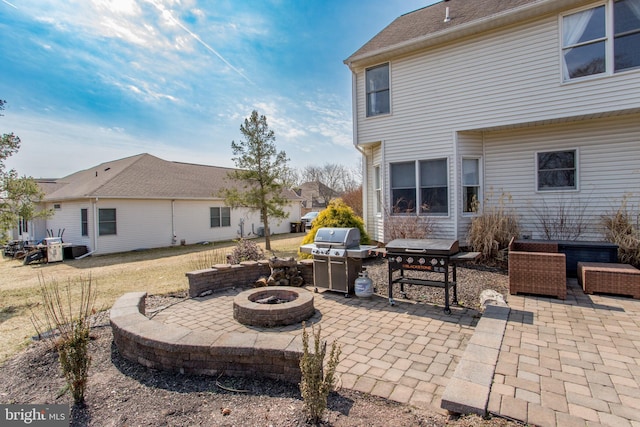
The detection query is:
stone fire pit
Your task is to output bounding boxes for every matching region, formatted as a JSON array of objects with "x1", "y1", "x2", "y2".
[{"x1": 233, "y1": 286, "x2": 315, "y2": 327}]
